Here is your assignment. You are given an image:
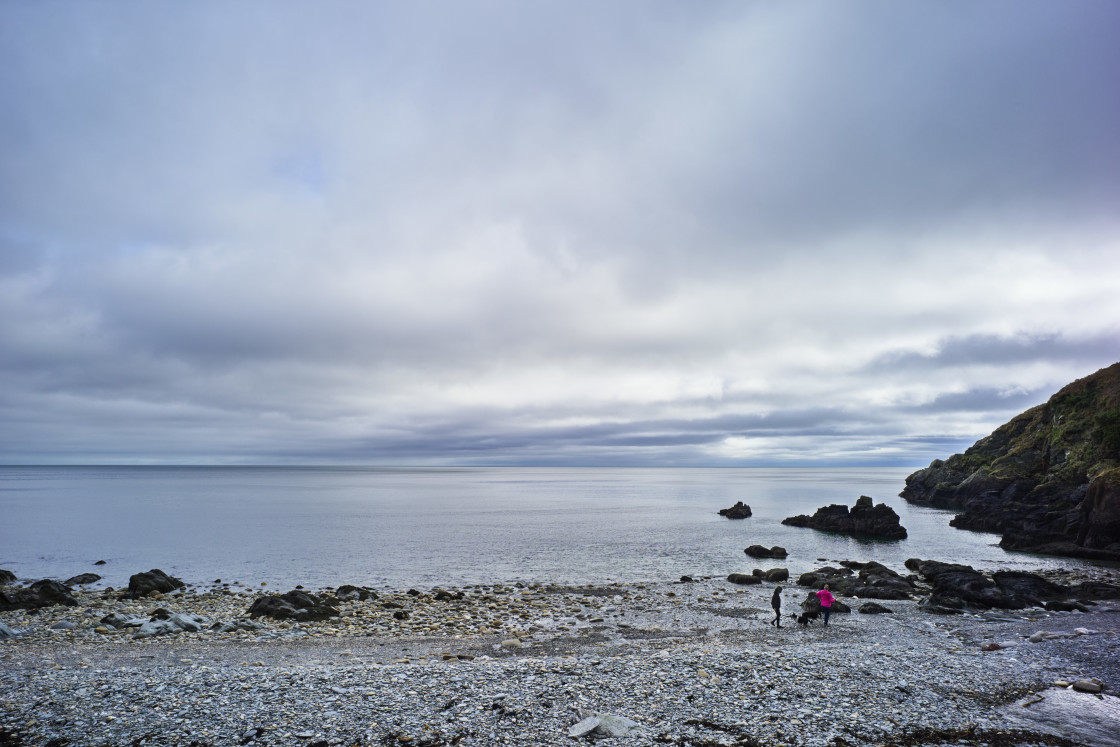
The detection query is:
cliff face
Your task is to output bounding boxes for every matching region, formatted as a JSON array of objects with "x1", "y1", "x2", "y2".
[{"x1": 900, "y1": 362, "x2": 1120, "y2": 560}]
